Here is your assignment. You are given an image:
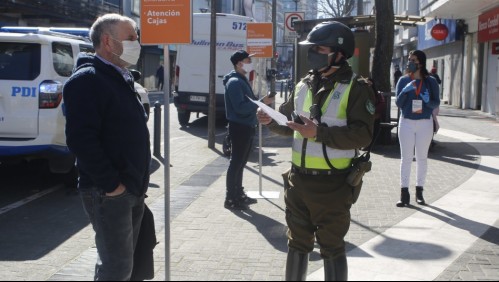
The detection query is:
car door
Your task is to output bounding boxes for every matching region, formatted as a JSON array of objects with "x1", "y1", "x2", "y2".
[{"x1": 0, "y1": 40, "x2": 41, "y2": 139}]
